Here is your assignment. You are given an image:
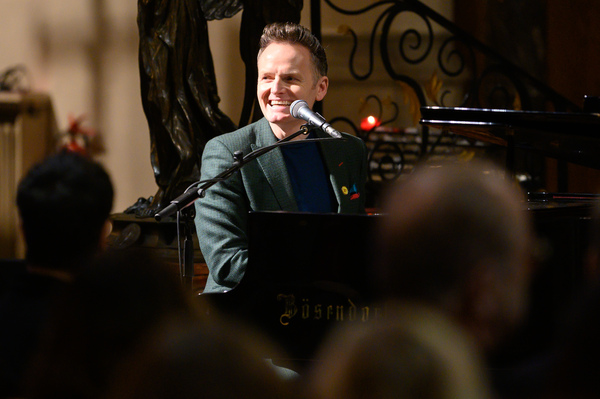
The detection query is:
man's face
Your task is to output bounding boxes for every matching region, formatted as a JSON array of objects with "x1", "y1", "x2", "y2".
[{"x1": 257, "y1": 42, "x2": 328, "y2": 134}]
